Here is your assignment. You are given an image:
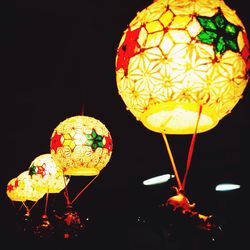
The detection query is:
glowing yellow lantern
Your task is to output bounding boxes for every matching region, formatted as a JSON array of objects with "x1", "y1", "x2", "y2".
[
  {"x1": 115, "y1": 0, "x2": 249, "y2": 134},
  {"x1": 50, "y1": 115, "x2": 113, "y2": 176},
  {"x1": 6, "y1": 171, "x2": 45, "y2": 202},
  {"x1": 28, "y1": 153, "x2": 70, "y2": 193}
]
